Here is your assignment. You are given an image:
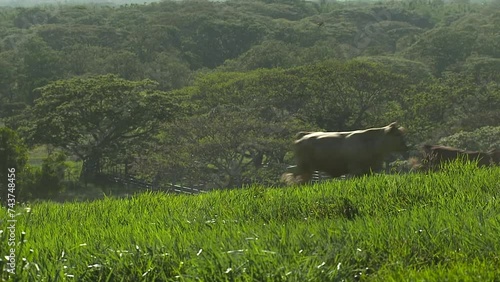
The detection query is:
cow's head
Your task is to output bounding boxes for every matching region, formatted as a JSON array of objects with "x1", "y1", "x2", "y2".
[{"x1": 384, "y1": 122, "x2": 409, "y2": 157}]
